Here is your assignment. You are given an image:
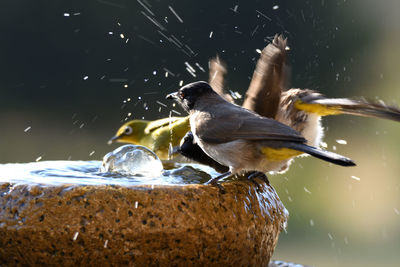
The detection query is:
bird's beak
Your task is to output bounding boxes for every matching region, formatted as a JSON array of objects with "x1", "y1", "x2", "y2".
[
  {"x1": 107, "y1": 135, "x2": 120, "y2": 145},
  {"x1": 166, "y1": 91, "x2": 179, "y2": 99}
]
